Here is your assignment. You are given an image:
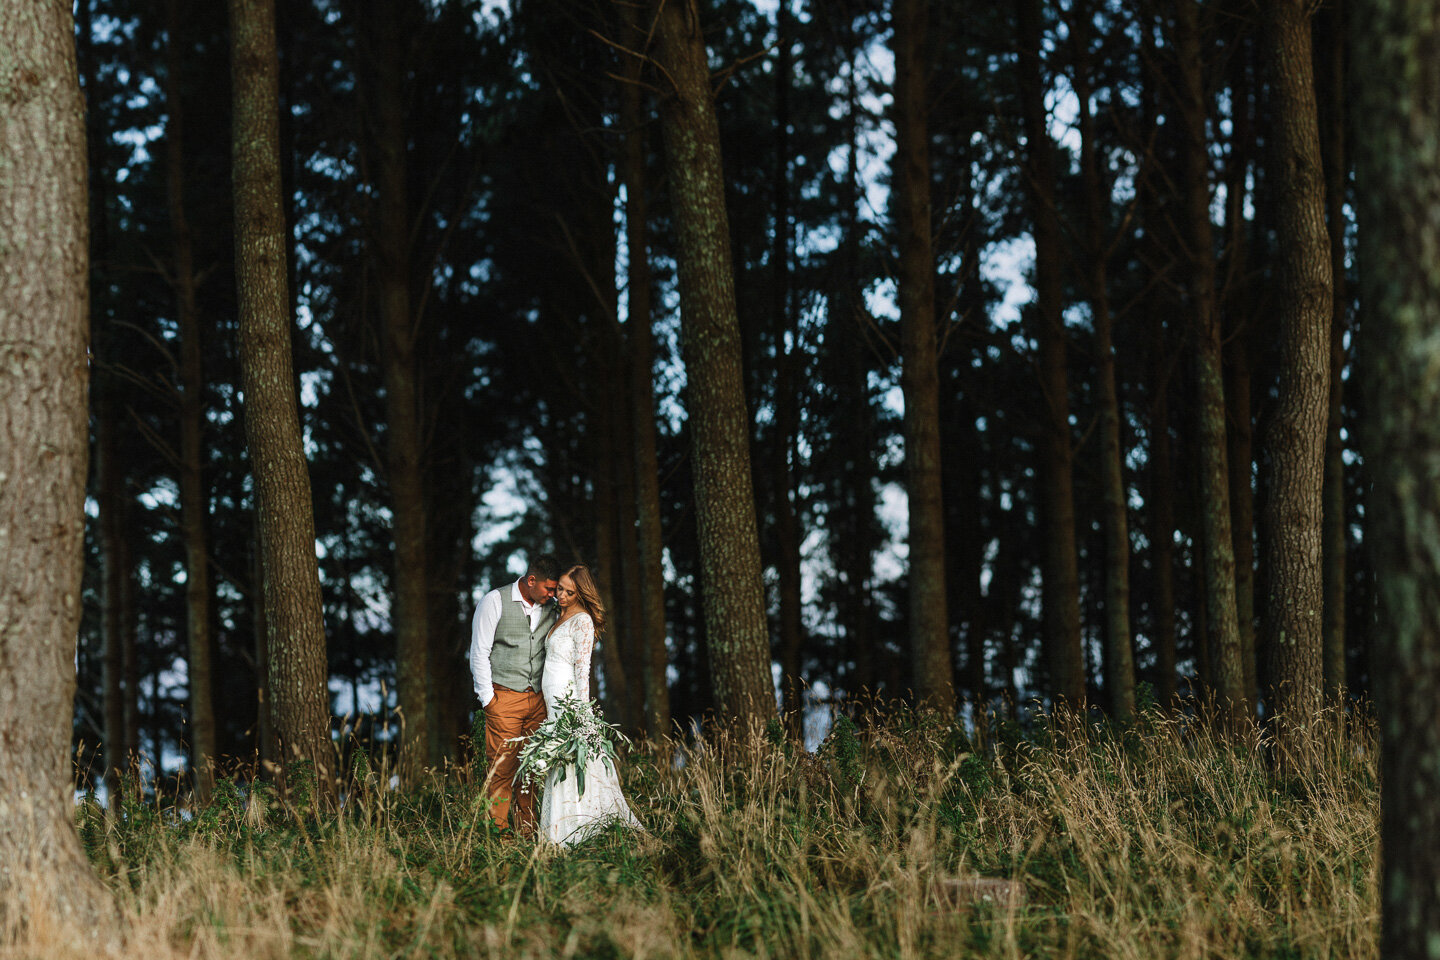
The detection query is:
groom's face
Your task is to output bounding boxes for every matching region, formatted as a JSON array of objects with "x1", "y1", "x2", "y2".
[{"x1": 521, "y1": 575, "x2": 557, "y2": 605}]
